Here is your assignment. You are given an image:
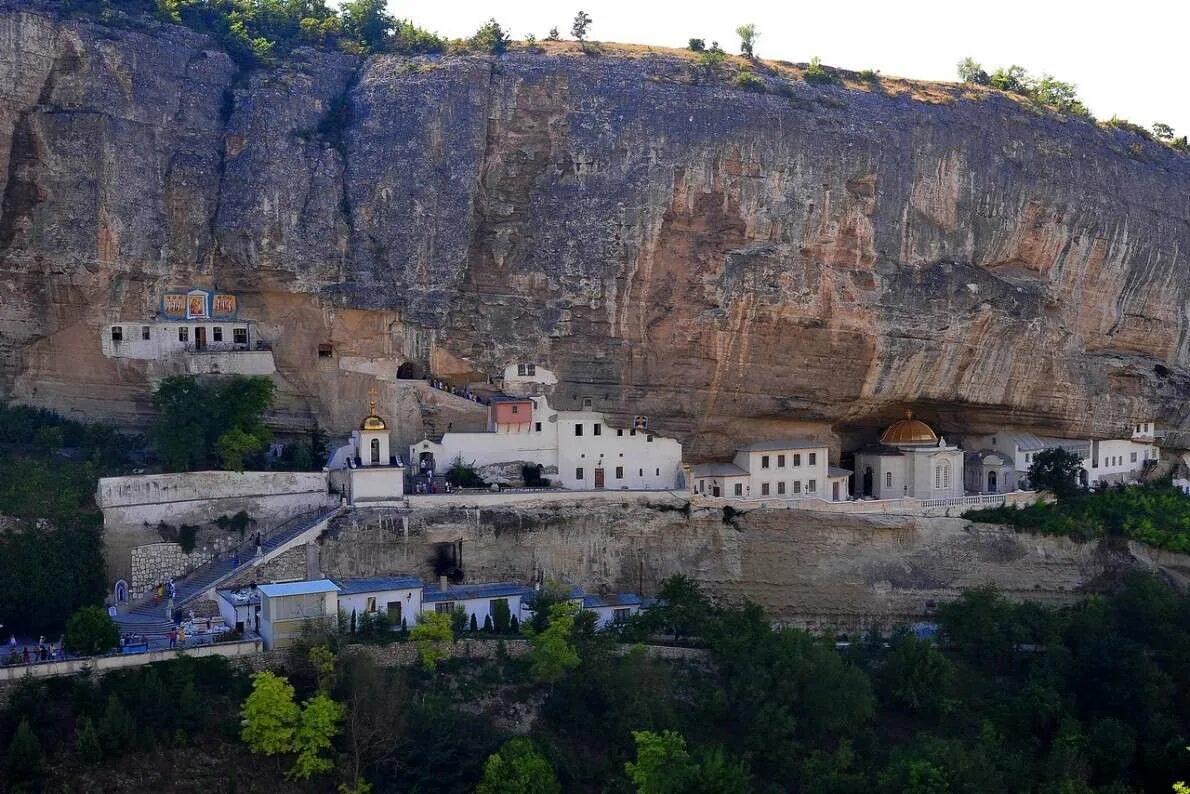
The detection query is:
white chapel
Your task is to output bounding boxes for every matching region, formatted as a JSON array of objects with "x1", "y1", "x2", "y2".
[{"x1": 853, "y1": 411, "x2": 965, "y2": 500}]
